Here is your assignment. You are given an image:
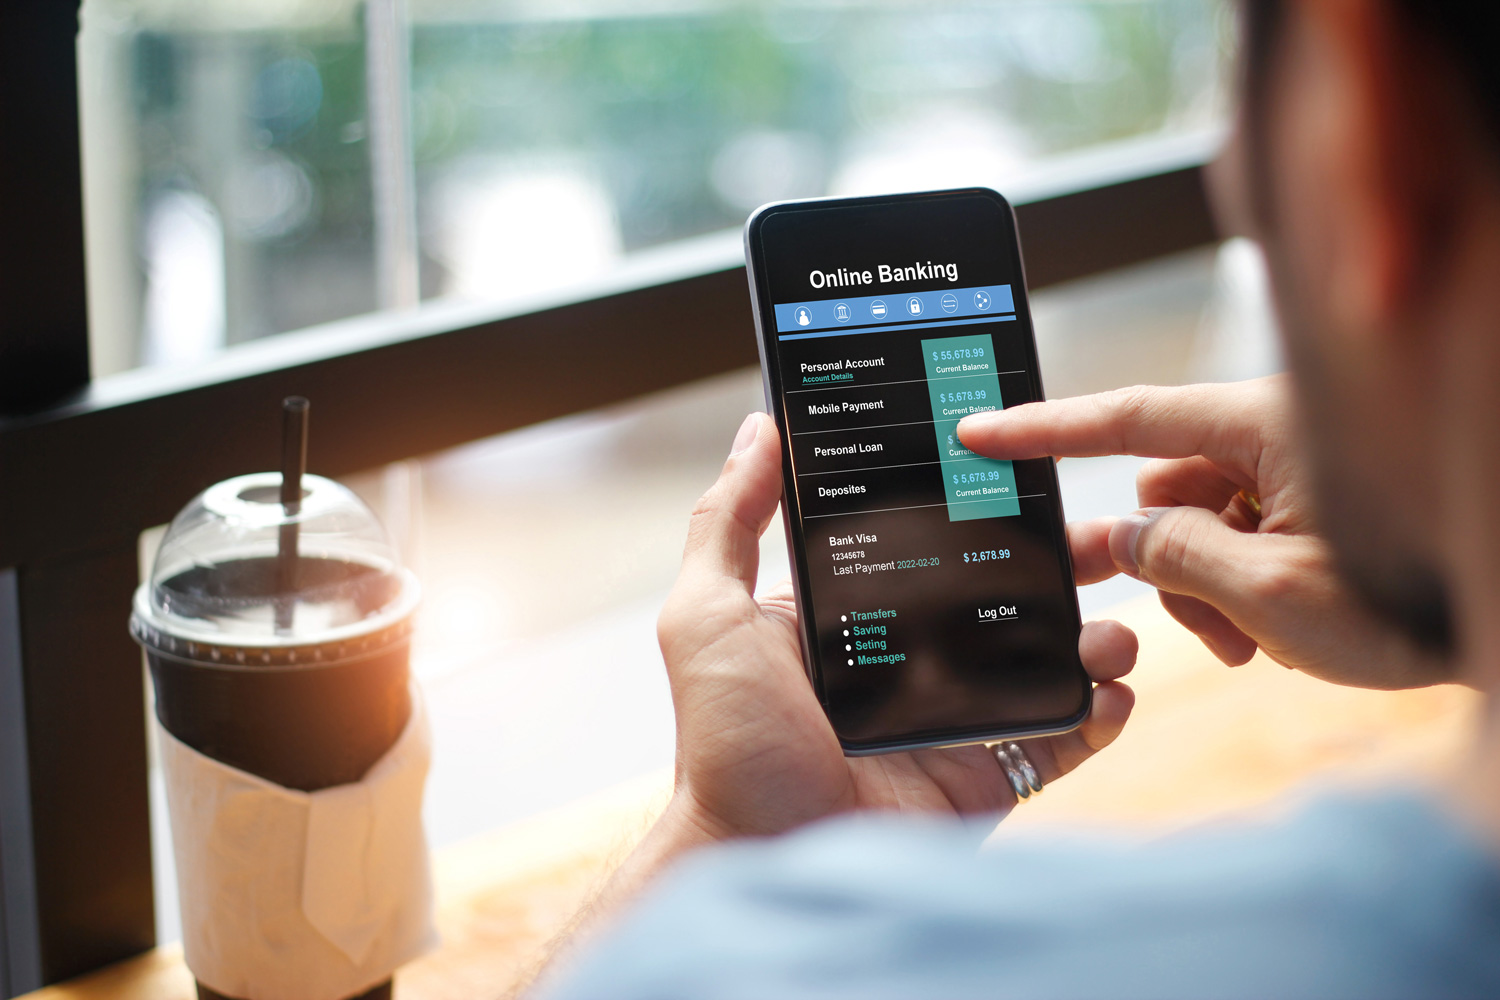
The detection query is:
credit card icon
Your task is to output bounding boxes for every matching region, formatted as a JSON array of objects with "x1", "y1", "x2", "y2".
[{"x1": 871, "y1": 300, "x2": 888, "y2": 319}]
